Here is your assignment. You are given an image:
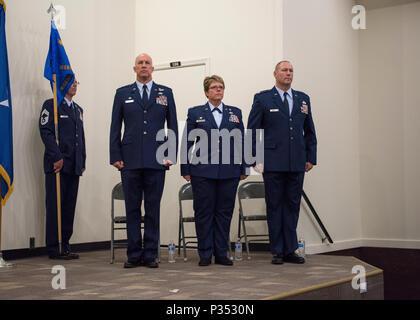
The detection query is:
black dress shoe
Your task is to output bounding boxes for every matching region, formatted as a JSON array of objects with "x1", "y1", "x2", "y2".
[
  {"x1": 64, "y1": 252, "x2": 79, "y2": 259},
  {"x1": 215, "y1": 256, "x2": 233, "y2": 266},
  {"x1": 123, "y1": 260, "x2": 144, "y2": 269},
  {"x1": 198, "y1": 258, "x2": 211, "y2": 266},
  {"x1": 144, "y1": 260, "x2": 159, "y2": 268},
  {"x1": 271, "y1": 254, "x2": 284, "y2": 265},
  {"x1": 283, "y1": 253, "x2": 305, "y2": 264},
  {"x1": 49, "y1": 254, "x2": 72, "y2": 260}
]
